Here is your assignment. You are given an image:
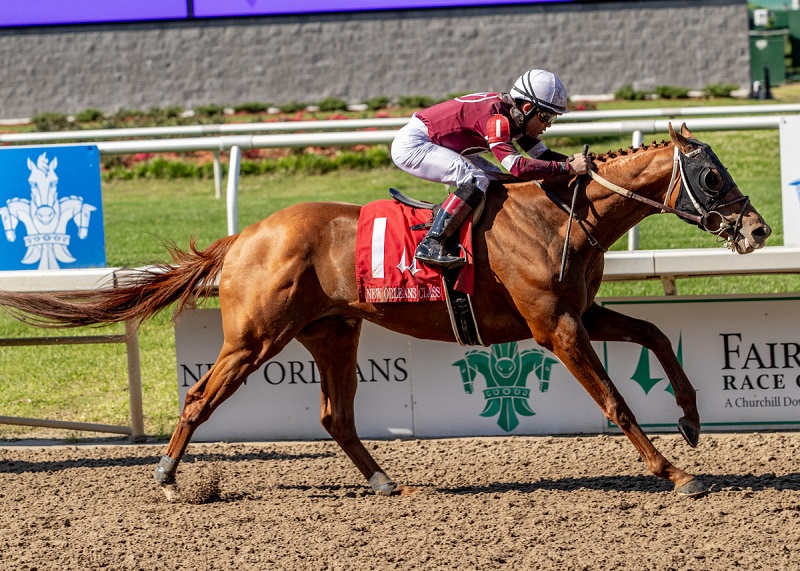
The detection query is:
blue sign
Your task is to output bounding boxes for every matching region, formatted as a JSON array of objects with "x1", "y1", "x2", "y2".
[
  {"x1": 0, "y1": 0, "x2": 576, "y2": 27},
  {"x1": 0, "y1": 1, "x2": 188, "y2": 28},
  {"x1": 0, "y1": 145, "x2": 105, "y2": 270},
  {"x1": 193, "y1": 0, "x2": 568, "y2": 17}
]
